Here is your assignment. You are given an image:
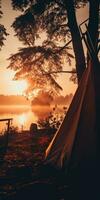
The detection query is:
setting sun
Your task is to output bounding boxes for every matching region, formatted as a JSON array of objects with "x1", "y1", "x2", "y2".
[
  {"x1": 0, "y1": 69, "x2": 28, "y2": 95},
  {"x1": 14, "y1": 80, "x2": 28, "y2": 95}
]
